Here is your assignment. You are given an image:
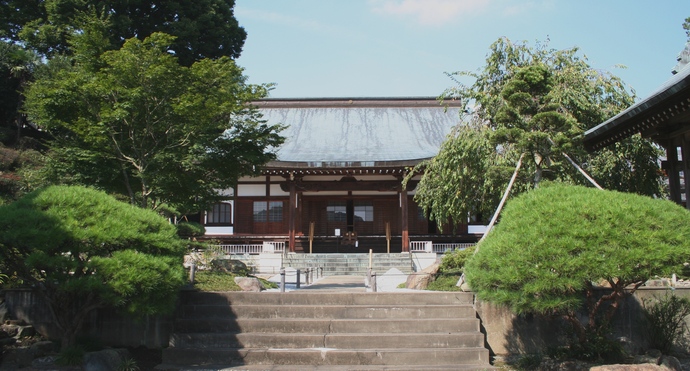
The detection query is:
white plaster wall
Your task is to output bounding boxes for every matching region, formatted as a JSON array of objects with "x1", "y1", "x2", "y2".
[
  {"x1": 238, "y1": 184, "x2": 266, "y2": 197},
  {"x1": 270, "y1": 184, "x2": 289, "y2": 196},
  {"x1": 204, "y1": 226, "x2": 234, "y2": 235}
]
